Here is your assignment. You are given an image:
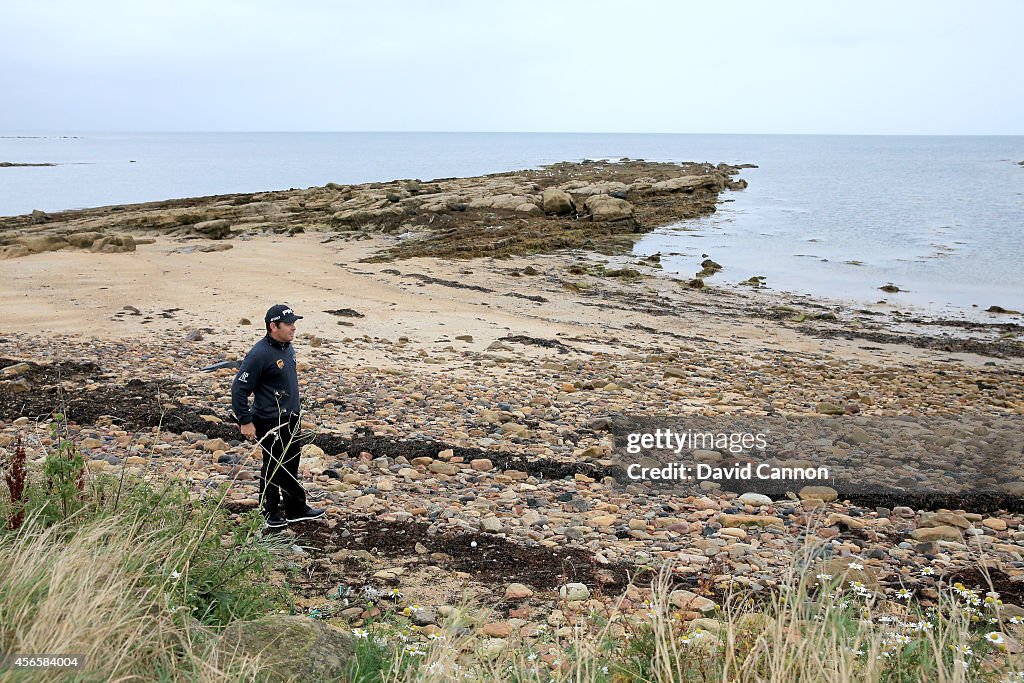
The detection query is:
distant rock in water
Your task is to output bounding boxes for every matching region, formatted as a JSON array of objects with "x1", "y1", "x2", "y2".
[
  {"x1": 879, "y1": 284, "x2": 901, "y2": 293},
  {"x1": 986, "y1": 305, "x2": 1021, "y2": 314}
]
